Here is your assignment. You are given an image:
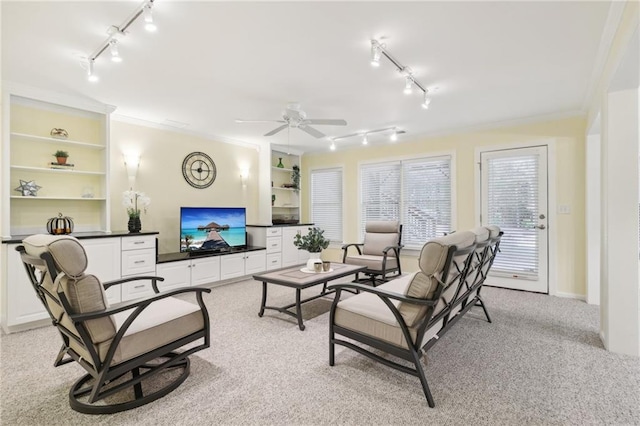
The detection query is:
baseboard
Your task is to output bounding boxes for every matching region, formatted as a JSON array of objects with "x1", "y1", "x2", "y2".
[{"x1": 555, "y1": 291, "x2": 586, "y2": 301}]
